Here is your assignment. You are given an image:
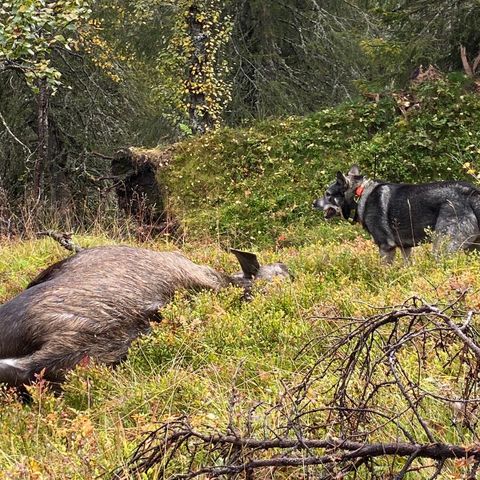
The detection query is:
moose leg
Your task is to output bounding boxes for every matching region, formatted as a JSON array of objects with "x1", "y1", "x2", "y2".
[
  {"x1": 0, "y1": 358, "x2": 31, "y2": 387},
  {"x1": 0, "y1": 342, "x2": 89, "y2": 390}
]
